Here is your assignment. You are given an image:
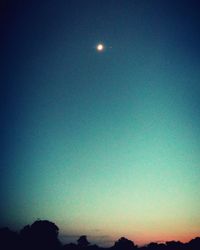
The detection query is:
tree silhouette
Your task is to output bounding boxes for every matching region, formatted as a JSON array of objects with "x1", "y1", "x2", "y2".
[
  {"x1": 77, "y1": 235, "x2": 90, "y2": 248},
  {"x1": 0, "y1": 227, "x2": 19, "y2": 250},
  {"x1": 165, "y1": 240, "x2": 184, "y2": 250},
  {"x1": 147, "y1": 242, "x2": 159, "y2": 250},
  {"x1": 147, "y1": 242, "x2": 168, "y2": 250},
  {"x1": 113, "y1": 237, "x2": 137, "y2": 250},
  {"x1": 187, "y1": 237, "x2": 200, "y2": 250},
  {"x1": 20, "y1": 220, "x2": 61, "y2": 250},
  {"x1": 1, "y1": 219, "x2": 200, "y2": 250}
]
